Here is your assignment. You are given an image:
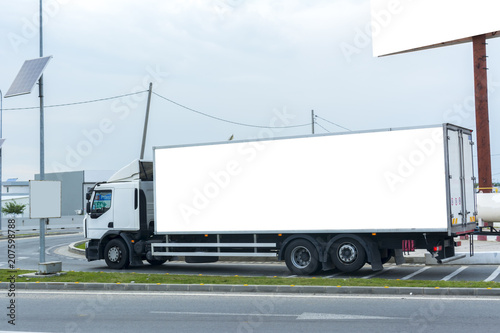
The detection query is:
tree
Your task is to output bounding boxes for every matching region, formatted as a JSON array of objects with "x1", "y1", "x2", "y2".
[{"x1": 1, "y1": 201, "x2": 27, "y2": 217}]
